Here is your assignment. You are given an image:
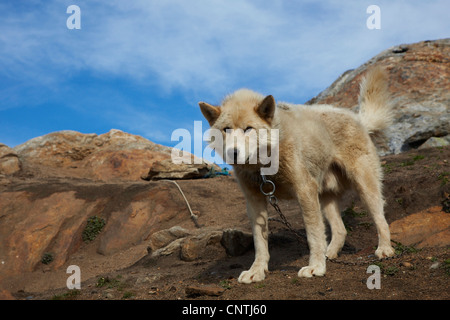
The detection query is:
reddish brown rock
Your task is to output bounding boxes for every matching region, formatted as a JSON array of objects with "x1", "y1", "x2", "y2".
[
  {"x1": 142, "y1": 158, "x2": 215, "y2": 180},
  {"x1": 0, "y1": 144, "x2": 21, "y2": 175},
  {"x1": 0, "y1": 183, "x2": 190, "y2": 277},
  {"x1": 0, "y1": 290, "x2": 15, "y2": 300},
  {"x1": 97, "y1": 187, "x2": 188, "y2": 255},
  {"x1": 13, "y1": 129, "x2": 173, "y2": 182},
  {"x1": 0, "y1": 191, "x2": 97, "y2": 275},
  {"x1": 390, "y1": 206, "x2": 450, "y2": 248},
  {"x1": 307, "y1": 39, "x2": 450, "y2": 155}
]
